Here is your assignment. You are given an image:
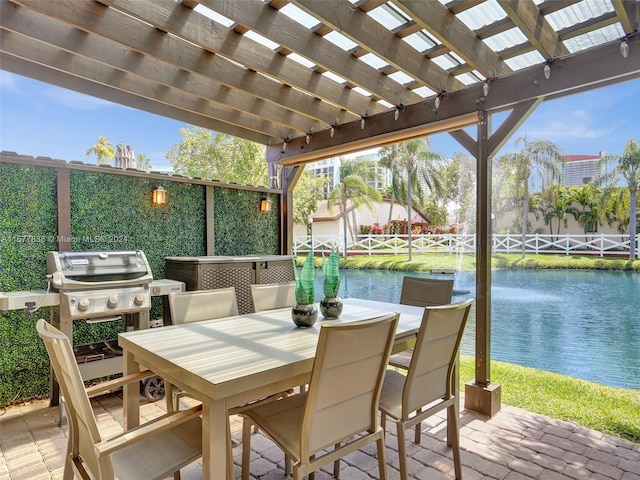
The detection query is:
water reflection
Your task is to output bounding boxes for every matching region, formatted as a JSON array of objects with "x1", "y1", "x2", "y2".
[{"x1": 314, "y1": 269, "x2": 640, "y2": 390}]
